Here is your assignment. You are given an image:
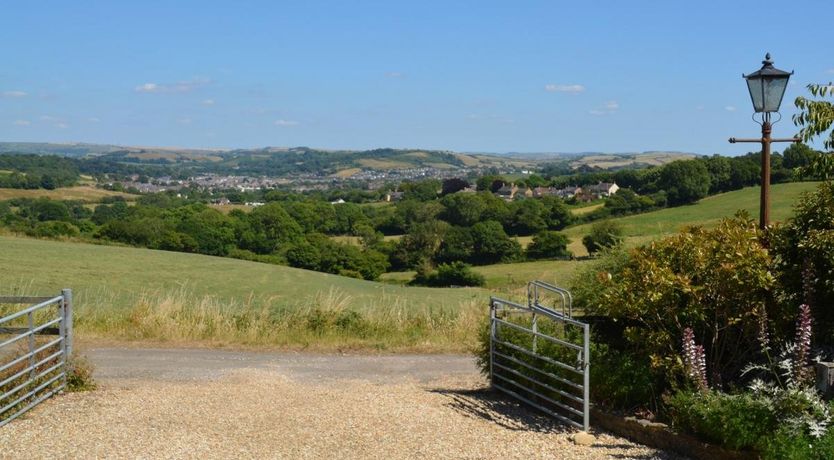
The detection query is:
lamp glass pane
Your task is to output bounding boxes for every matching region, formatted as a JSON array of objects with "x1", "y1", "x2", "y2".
[
  {"x1": 762, "y1": 77, "x2": 789, "y2": 112},
  {"x1": 746, "y1": 78, "x2": 765, "y2": 112}
]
